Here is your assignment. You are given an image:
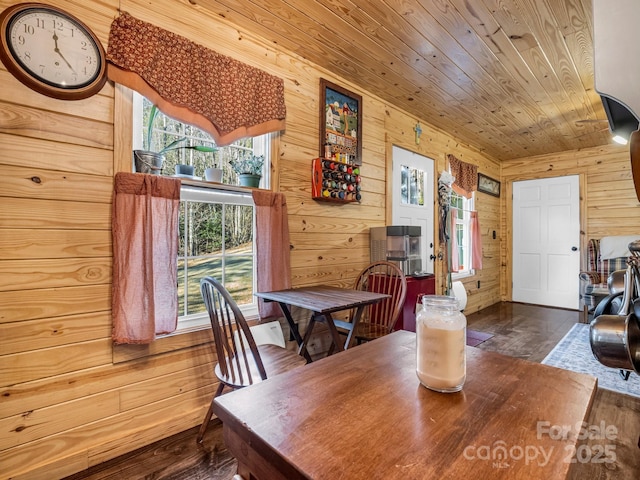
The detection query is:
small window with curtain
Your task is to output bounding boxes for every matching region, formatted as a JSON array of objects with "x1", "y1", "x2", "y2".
[
  {"x1": 450, "y1": 191, "x2": 475, "y2": 277},
  {"x1": 132, "y1": 93, "x2": 271, "y2": 329}
]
